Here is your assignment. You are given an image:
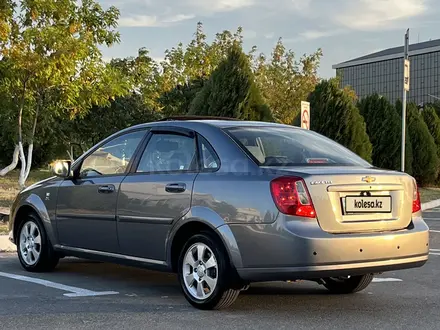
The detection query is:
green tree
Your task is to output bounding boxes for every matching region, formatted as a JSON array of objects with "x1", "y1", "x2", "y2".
[
  {"x1": 421, "y1": 105, "x2": 440, "y2": 161},
  {"x1": 159, "y1": 23, "x2": 246, "y2": 116},
  {"x1": 358, "y1": 94, "x2": 401, "y2": 170},
  {"x1": 0, "y1": 0, "x2": 128, "y2": 187},
  {"x1": 429, "y1": 101, "x2": 440, "y2": 117},
  {"x1": 189, "y1": 43, "x2": 273, "y2": 121},
  {"x1": 135, "y1": 23, "x2": 323, "y2": 119},
  {"x1": 159, "y1": 78, "x2": 206, "y2": 117},
  {"x1": 308, "y1": 79, "x2": 372, "y2": 162},
  {"x1": 421, "y1": 105, "x2": 440, "y2": 182},
  {"x1": 0, "y1": 86, "x2": 70, "y2": 167},
  {"x1": 110, "y1": 48, "x2": 162, "y2": 112},
  {"x1": 406, "y1": 102, "x2": 439, "y2": 185},
  {"x1": 56, "y1": 93, "x2": 159, "y2": 160},
  {"x1": 254, "y1": 39, "x2": 322, "y2": 124}
]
